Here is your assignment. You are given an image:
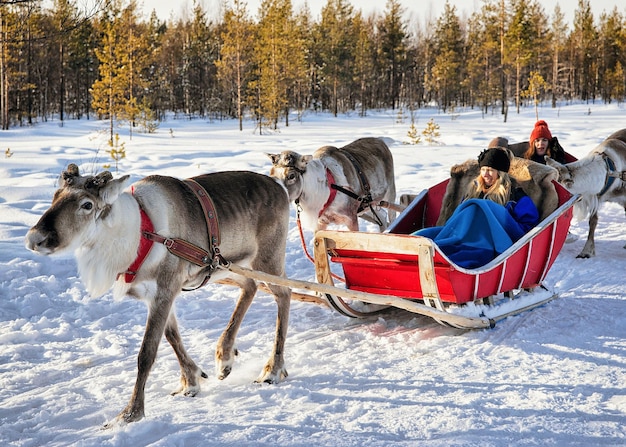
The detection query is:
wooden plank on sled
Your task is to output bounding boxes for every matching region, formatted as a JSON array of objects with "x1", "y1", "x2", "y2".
[
  {"x1": 222, "y1": 261, "x2": 493, "y2": 329},
  {"x1": 217, "y1": 278, "x2": 329, "y2": 307},
  {"x1": 313, "y1": 230, "x2": 457, "y2": 325}
]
